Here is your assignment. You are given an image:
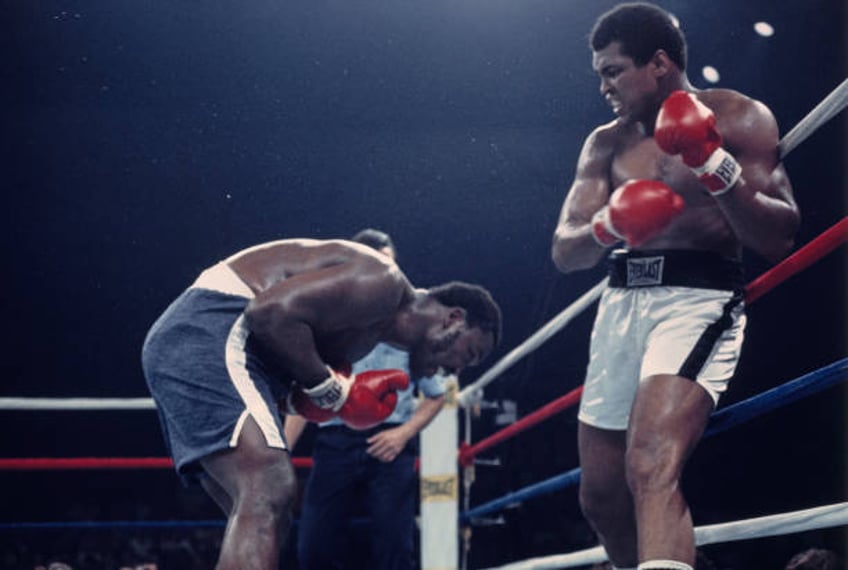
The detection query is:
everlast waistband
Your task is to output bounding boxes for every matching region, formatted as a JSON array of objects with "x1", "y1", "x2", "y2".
[{"x1": 607, "y1": 249, "x2": 745, "y2": 291}]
